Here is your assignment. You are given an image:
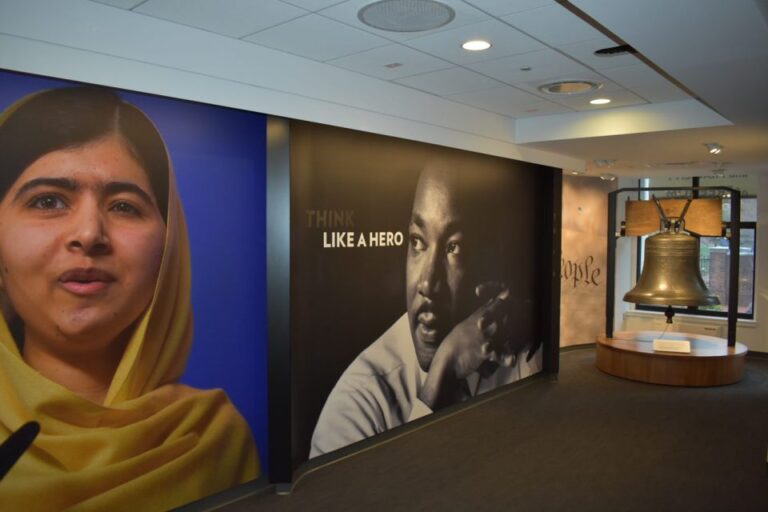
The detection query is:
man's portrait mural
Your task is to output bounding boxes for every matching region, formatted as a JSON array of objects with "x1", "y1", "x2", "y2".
[{"x1": 290, "y1": 121, "x2": 558, "y2": 466}]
